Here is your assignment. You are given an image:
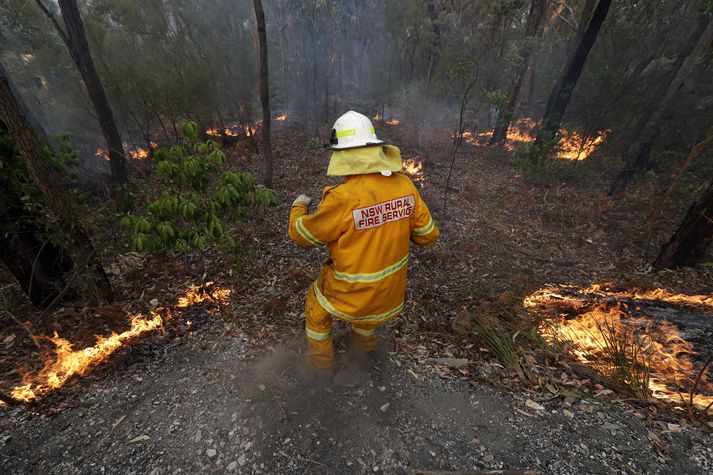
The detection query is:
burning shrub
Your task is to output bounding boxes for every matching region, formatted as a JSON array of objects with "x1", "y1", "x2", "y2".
[{"x1": 121, "y1": 121, "x2": 277, "y2": 254}]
